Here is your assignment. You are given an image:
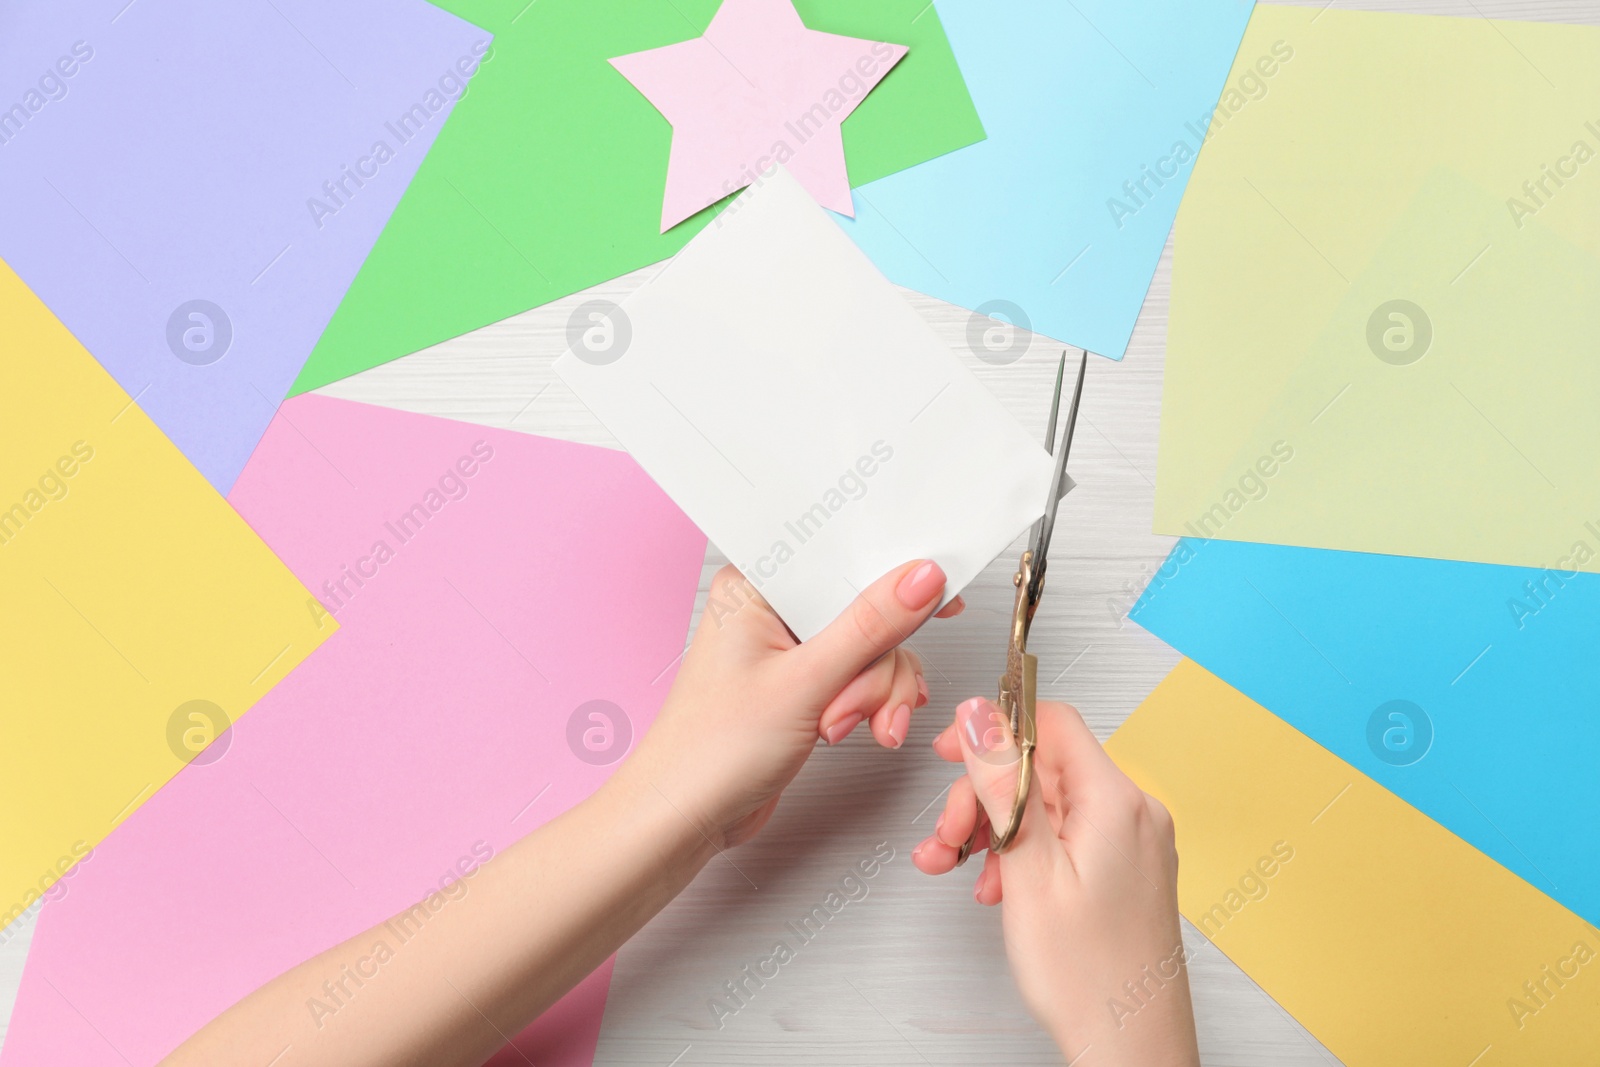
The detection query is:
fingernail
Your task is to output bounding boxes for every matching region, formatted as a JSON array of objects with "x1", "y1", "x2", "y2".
[
  {"x1": 957, "y1": 697, "x2": 1007, "y2": 756},
  {"x1": 824, "y1": 712, "x2": 862, "y2": 746},
  {"x1": 916, "y1": 674, "x2": 929, "y2": 706},
  {"x1": 912, "y1": 841, "x2": 925, "y2": 862},
  {"x1": 895, "y1": 561, "x2": 946, "y2": 610},
  {"x1": 934, "y1": 813, "x2": 945, "y2": 836},
  {"x1": 888, "y1": 703, "x2": 911, "y2": 748}
]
